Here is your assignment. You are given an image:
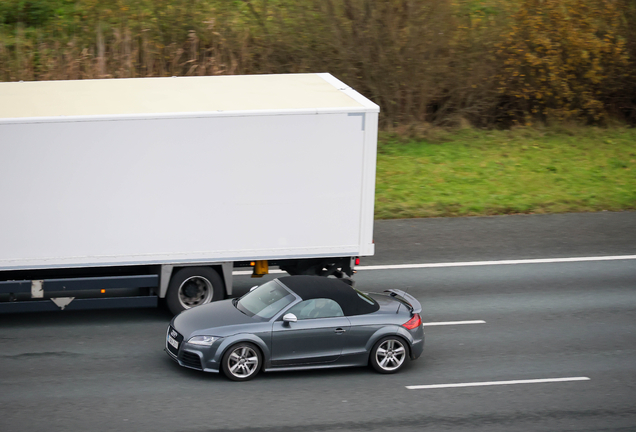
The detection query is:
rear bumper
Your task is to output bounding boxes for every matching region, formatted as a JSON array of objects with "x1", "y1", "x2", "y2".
[
  {"x1": 410, "y1": 333, "x2": 424, "y2": 360},
  {"x1": 409, "y1": 325, "x2": 425, "y2": 360}
]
